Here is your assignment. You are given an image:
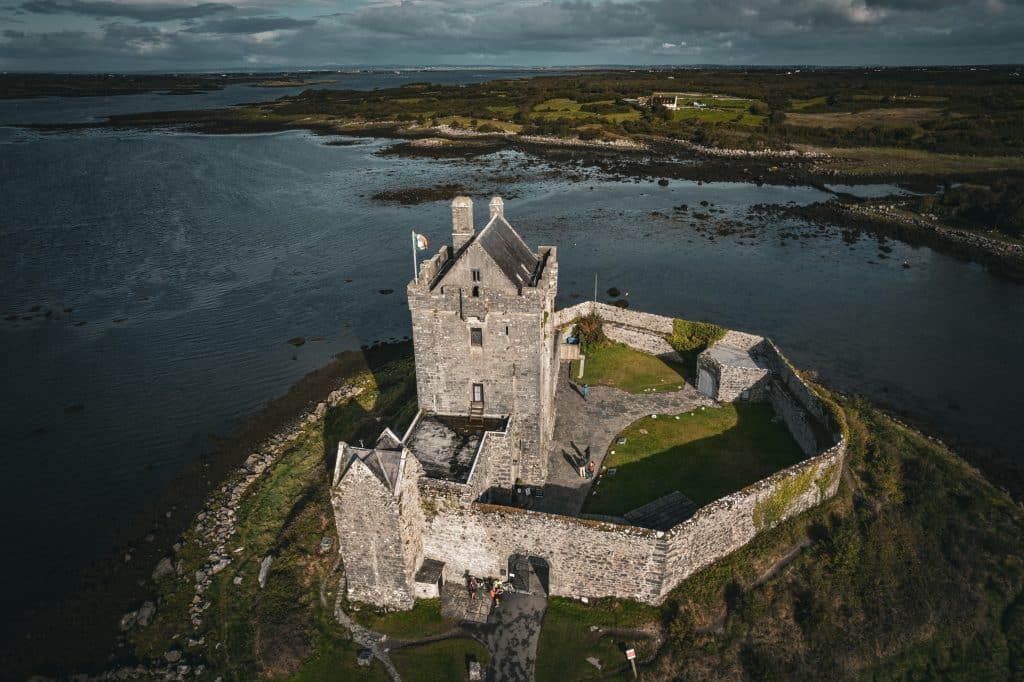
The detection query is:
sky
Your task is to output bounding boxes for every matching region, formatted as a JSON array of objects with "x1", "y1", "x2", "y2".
[{"x1": 1, "y1": 0, "x2": 1023, "y2": 72}]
